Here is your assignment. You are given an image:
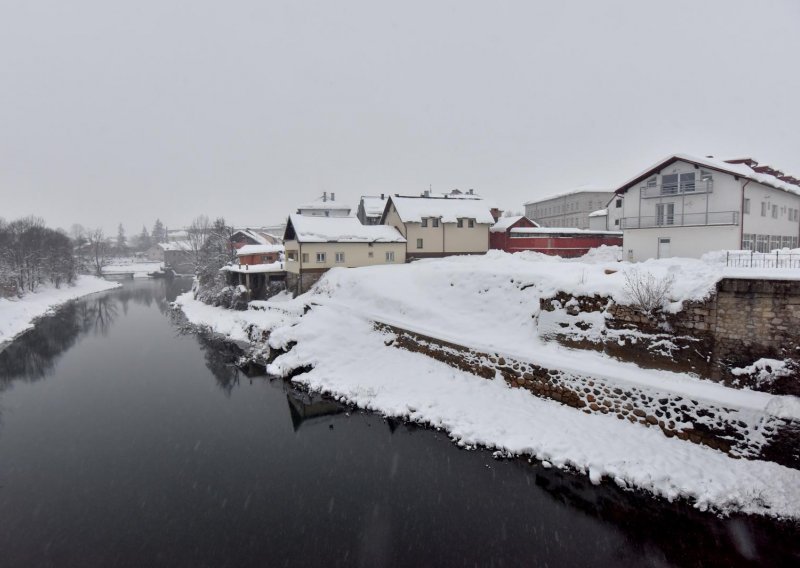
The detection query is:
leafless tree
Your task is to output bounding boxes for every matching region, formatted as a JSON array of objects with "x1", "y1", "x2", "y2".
[
  {"x1": 187, "y1": 215, "x2": 211, "y2": 271},
  {"x1": 86, "y1": 228, "x2": 110, "y2": 277},
  {"x1": 624, "y1": 268, "x2": 674, "y2": 315}
]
